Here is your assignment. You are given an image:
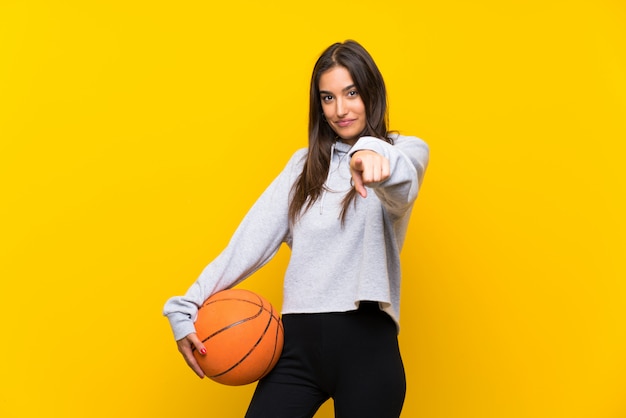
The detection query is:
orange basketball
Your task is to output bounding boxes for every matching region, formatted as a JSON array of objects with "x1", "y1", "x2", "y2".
[{"x1": 193, "y1": 288, "x2": 284, "y2": 386}]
